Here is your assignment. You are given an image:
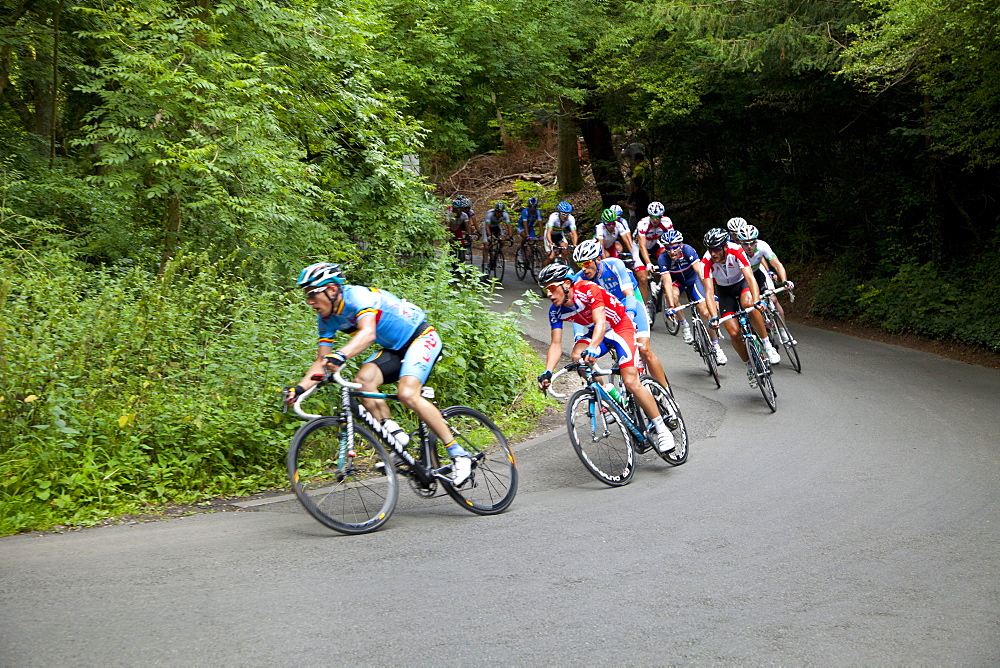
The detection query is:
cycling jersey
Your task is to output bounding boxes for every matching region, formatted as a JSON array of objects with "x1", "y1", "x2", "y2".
[
  {"x1": 448, "y1": 211, "x2": 469, "y2": 234},
  {"x1": 317, "y1": 286, "x2": 425, "y2": 351},
  {"x1": 596, "y1": 220, "x2": 630, "y2": 250},
  {"x1": 571, "y1": 258, "x2": 649, "y2": 337},
  {"x1": 483, "y1": 209, "x2": 510, "y2": 242},
  {"x1": 546, "y1": 211, "x2": 577, "y2": 232},
  {"x1": 549, "y1": 280, "x2": 637, "y2": 368},
  {"x1": 548, "y1": 280, "x2": 630, "y2": 331},
  {"x1": 635, "y1": 216, "x2": 674, "y2": 248},
  {"x1": 658, "y1": 243, "x2": 701, "y2": 282},
  {"x1": 741, "y1": 239, "x2": 777, "y2": 270},
  {"x1": 702, "y1": 244, "x2": 752, "y2": 287}
]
